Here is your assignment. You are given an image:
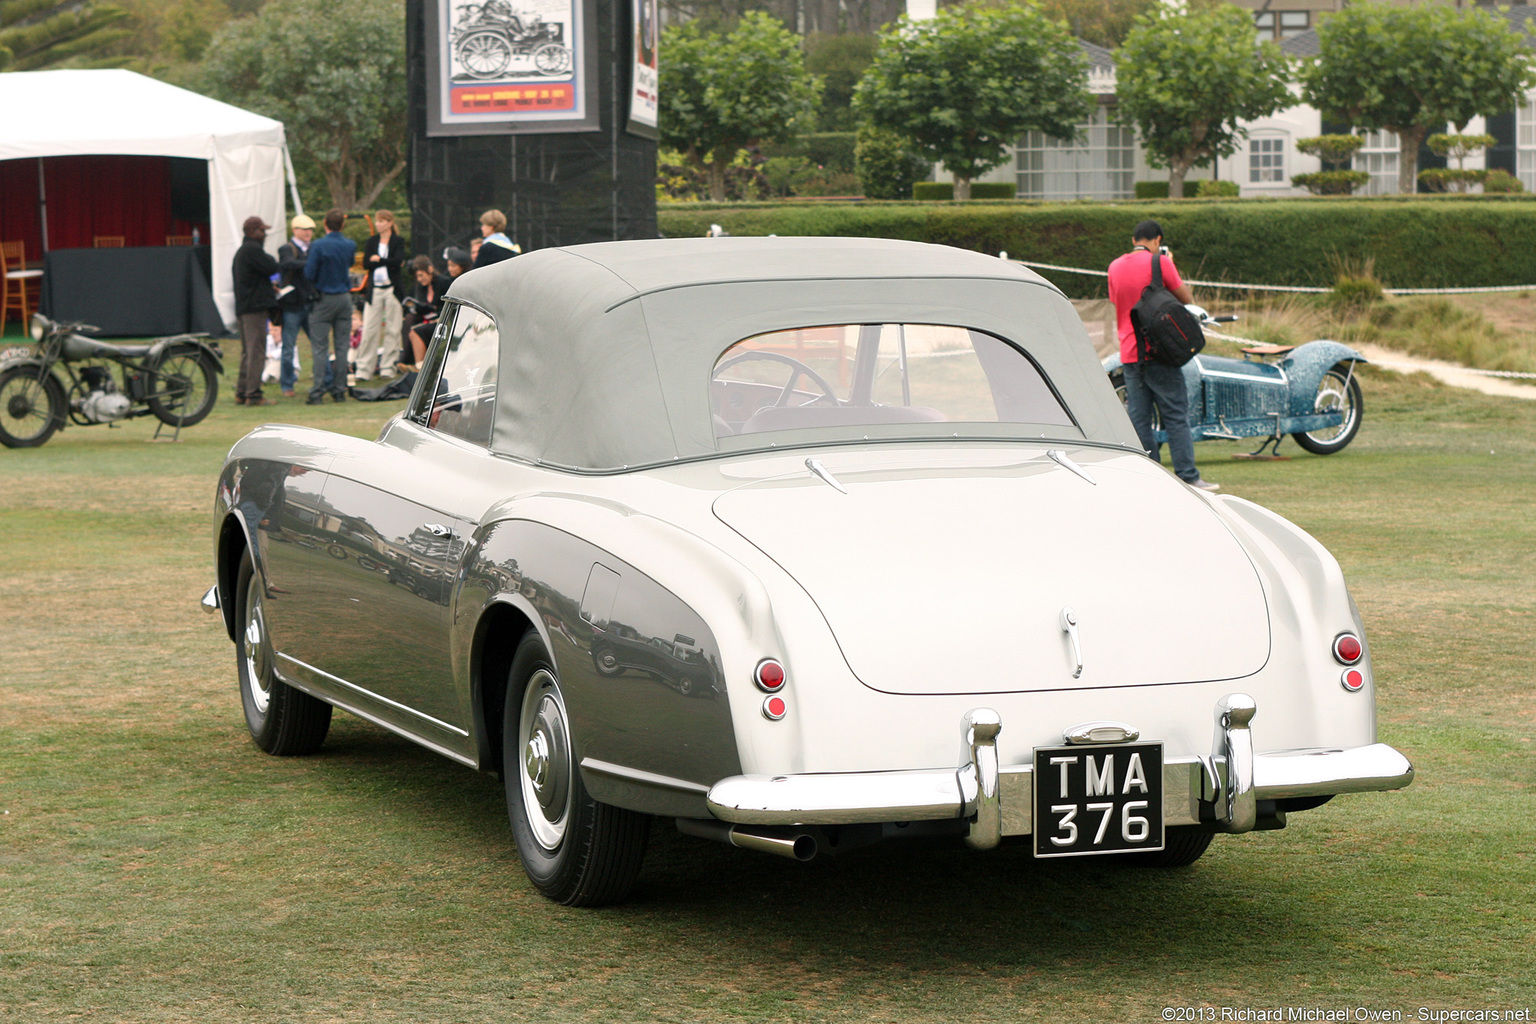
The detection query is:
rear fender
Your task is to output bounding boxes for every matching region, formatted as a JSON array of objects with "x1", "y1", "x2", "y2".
[
  {"x1": 1277, "y1": 341, "x2": 1366, "y2": 417},
  {"x1": 150, "y1": 335, "x2": 224, "y2": 374}
]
